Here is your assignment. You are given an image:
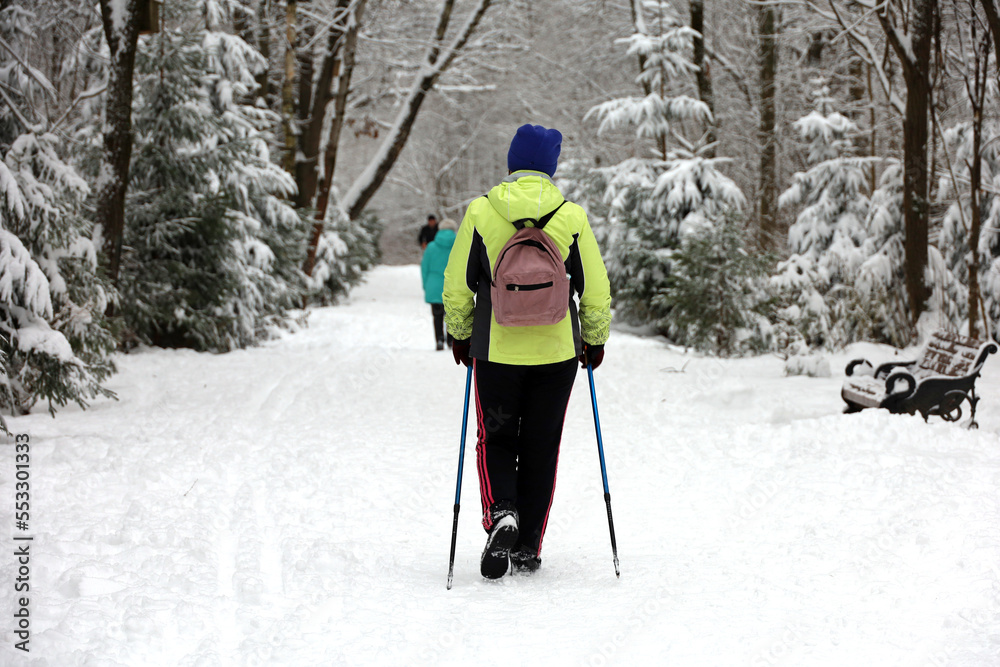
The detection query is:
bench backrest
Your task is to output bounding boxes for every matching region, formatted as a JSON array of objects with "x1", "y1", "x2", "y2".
[{"x1": 915, "y1": 331, "x2": 988, "y2": 378}]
